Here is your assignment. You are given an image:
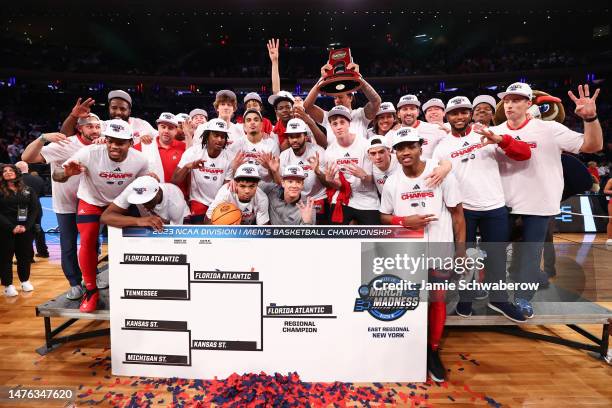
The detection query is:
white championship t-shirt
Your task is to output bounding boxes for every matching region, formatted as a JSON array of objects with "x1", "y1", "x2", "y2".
[
  {"x1": 380, "y1": 159, "x2": 462, "y2": 242},
  {"x1": 114, "y1": 182, "x2": 189, "y2": 225},
  {"x1": 229, "y1": 136, "x2": 280, "y2": 182},
  {"x1": 322, "y1": 107, "x2": 370, "y2": 146},
  {"x1": 65, "y1": 144, "x2": 149, "y2": 207},
  {"x1": 206, "y1": 184, "x2": 270, "y2": 225},
  {"x1": 410, "y1": 120, "x2": 447, "y2": 159},
  {"x1": 489, "y1": 118, "x2": 583, "y2": 216},
  {"x1": 372, "y1": 157, "x2": 400, "y2": 195},
  {"x1": 432, "y1": 129, "x2": 505, "y2": 211},
  {"x1": 279, "y1": 142, "x2": 327, "y2": 200},
  {"x1": 325, "y1": 135, "x2": 380, "y2": 210},
  {"x1": 178, "y1": 146, "x2": 233, "y2": 206},
  {"x1": 40, "y1": 135, "x2": 87, "y2": 214}
]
